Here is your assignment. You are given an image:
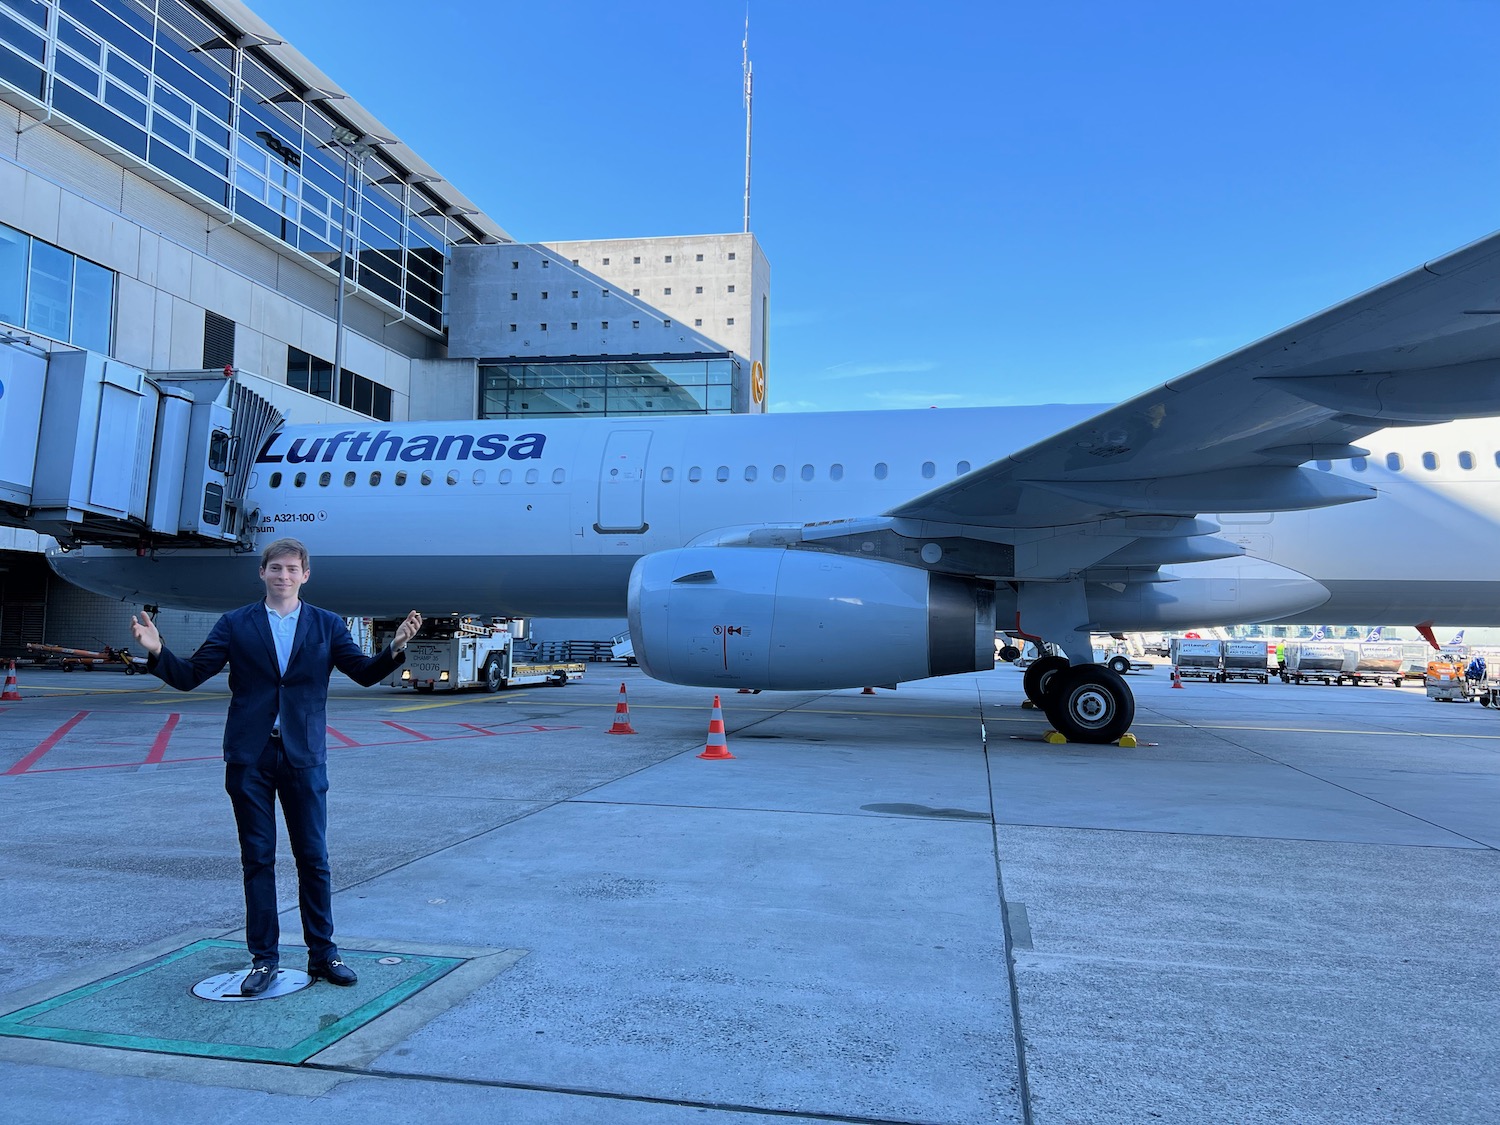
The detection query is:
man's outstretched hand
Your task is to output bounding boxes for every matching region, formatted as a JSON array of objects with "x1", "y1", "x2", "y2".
[
  {"x1": 392, "y1": 610, "x2": 423, "y2": 652},
  {"x1": 130, "y1": 611, "x2": 163, "y2": 657}
]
